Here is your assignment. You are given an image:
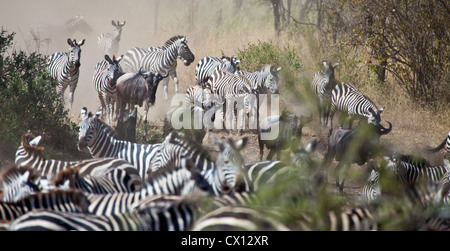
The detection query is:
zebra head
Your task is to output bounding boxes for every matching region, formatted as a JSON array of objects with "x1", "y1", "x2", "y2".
[
  {"x1": 214, "y1": 137, "x2": 248, "y2": 194},
  {"x1": 104, "y1": 55, "x2": 124, "y2": 83},
  {"x1": 77, "y1": 111, "x2": 101, "y2": 152},
  {"x1": 367, "y1": 107, "x2": 391, "y2": 135},
  {"x1": 176, "y1": 36, "x2": 195, "y2": 66},
  {"x1": 1, "y1": 165, "x2": 40, "y2": 202},
  {"x1": 67, "y1": 38, "x2": 85, "y2": 68},
  {"x1": 262, "y1": 65, "x2": 281, "y2": 94},
  {"x1": 111, "y1": 20, "x2": 126, "y2": 40},
  {"x1": 322, "y1": 61, "x2": 339, "y2": 90}
]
